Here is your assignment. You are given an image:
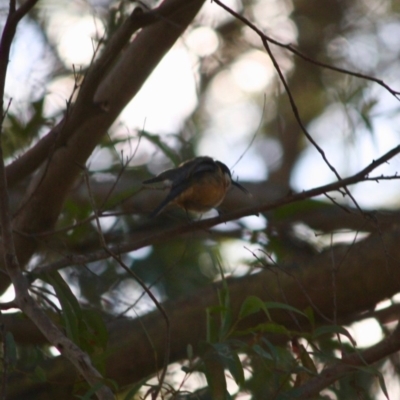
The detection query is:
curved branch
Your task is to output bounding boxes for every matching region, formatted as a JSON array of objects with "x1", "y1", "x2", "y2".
[
  {"x1": 31, "y1": 144, "x2": 400, "y2": 275},
  {"x1": 213, "y1": 0, "x2": 400, "y2": 100},
  {"x1": 7, "y1": 223, "x2": 400, "y2": 398},
  {"x1": 4, "y1": 0, "x2": 203, "y2": 188},
  {"x1": 1, "y1": 0, "x2": 206, "y2": 292},
  {"x1": 0, "y1": 1, "x2": 39, "y2": 115}
]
